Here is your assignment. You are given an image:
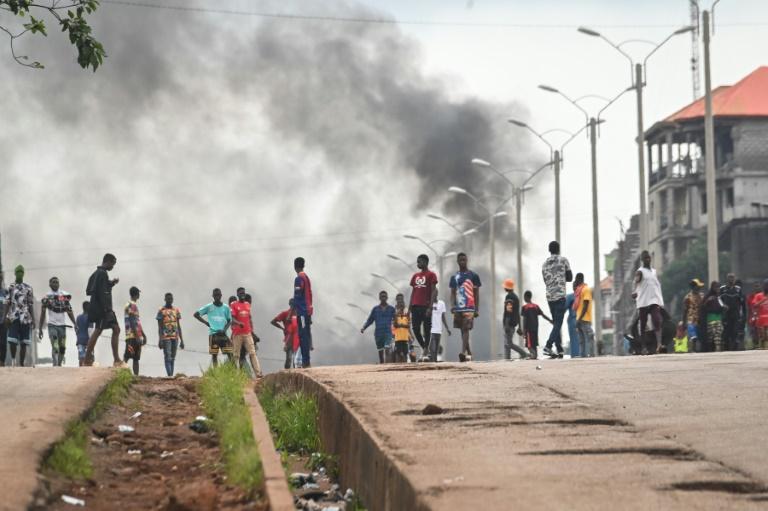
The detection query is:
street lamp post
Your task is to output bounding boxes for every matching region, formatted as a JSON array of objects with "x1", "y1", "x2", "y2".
[
  {"x1": 370, "y1": 272, "x2": 401, "y2": 294},
  {"x1": 538, "y1": 84, "x2": 634, "y2": 356},
  {"x1": 577, "y1": 24, "x2": 695, "y2": 250},
  {"x1": 386, "y1": 254, "x2": 413, "y2": 271},
  {"x1": 448, "y1": 186, "x2": 512, "y2": 360},
  {"x1": 426, "y1": 213, "x2": 480, "y2": 251}
]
